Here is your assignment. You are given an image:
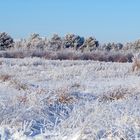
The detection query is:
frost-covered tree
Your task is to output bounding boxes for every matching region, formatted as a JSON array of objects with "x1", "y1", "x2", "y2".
[
  {"x1": 133, "y1": 39, "x2": 140, "y2": 50},
  {"x1": 48, "y1": 34, "x2": 62, "y2": 51},
  {"x1": 63, "y1": 34, "x2": 84, "y2": 49},
  {"x1": 102, "y1": 43, "x2": 123, "y2": 51},
  {"x1": 14, "y1": 39, "x2": 26, "y2": 49},
  {"x1": 102, "y1": 43, "x2": 112, "y2": 51},
  {"x1": 80, "y1": 37, "x2": 99, "y2": 52},
  {"x1": 114, "y1": 43, "x2": 123, "y2": 51},
  {"x1": 26, "y1": 33, "x2": 45, "y2": 49},
  {"x1": 73, "y1": 35, "x2": 84, "y2": 50},
  {"x1": 0, "y1": 32, "x2": 14, "y2": 50},
  {"x1": 122, "y1": 39, "x2": 140, "y2": 51},
  {"x1": 63, "y1": 34, "x2": 74, "y2": 48},
  {"x1": 109, "y1": 43, "x2": 123, "y2": 51}
]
